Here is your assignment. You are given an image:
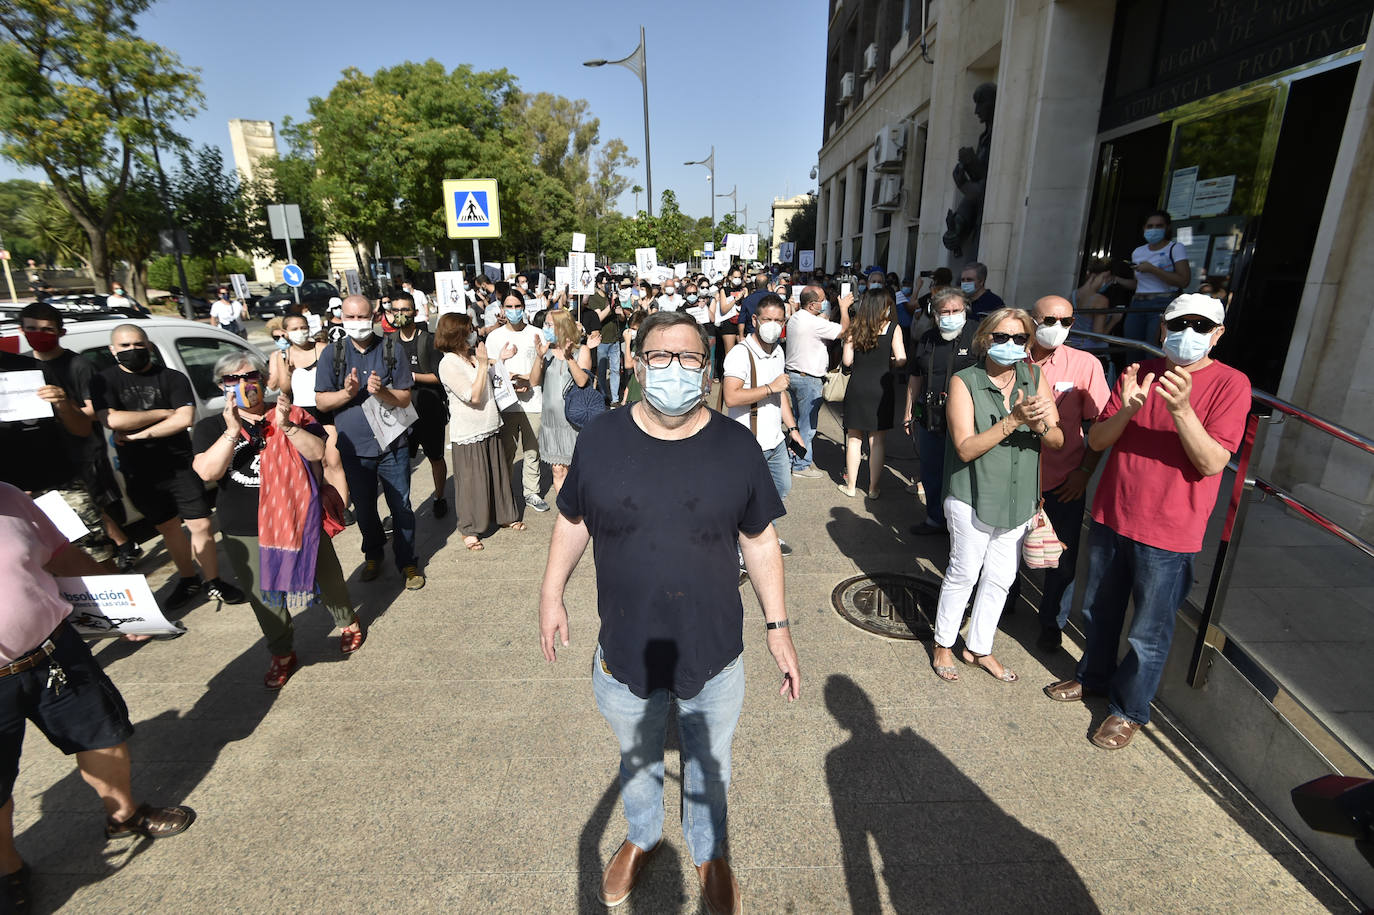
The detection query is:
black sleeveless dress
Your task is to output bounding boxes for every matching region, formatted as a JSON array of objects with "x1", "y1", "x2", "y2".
[{"x1": 842, "y1": 322, "x2": 896, "y2": 432}]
